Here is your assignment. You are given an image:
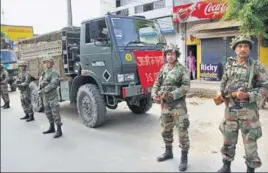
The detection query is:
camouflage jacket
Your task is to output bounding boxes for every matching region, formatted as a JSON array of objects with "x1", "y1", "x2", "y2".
[
  {"x1": 220, "y1": 57, "x2": 268, "y2": 107},
  {"x1": 151, "y1": 62, "x2": 190, "y2": 107},
  {"x1": 0, "y1": 70, "x2": 9, "y2": 85},
  {"x1": 17, "y1": 70, "x2": 31, "y2": 91},
  {"x1": 39, "y1": 68, "x2": 60, "y2": 98}
]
